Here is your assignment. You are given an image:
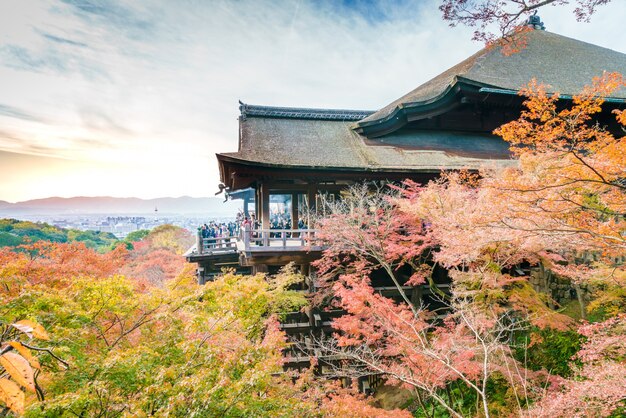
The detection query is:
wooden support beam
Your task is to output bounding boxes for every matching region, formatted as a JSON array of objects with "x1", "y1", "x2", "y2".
[
  {"x1": 243, "y1": 195, "x2": 250, "y2": 217},
  {"x1": 411, "y1": 285, "x2": 423, "y2": 307},
  {"x1": 252, "y1": 264, "x2": 269, "y2": 275},
  {"x1": 307, "y1": 184, "x2": 317, "y2": 228},
  {"x1": 291, "y1": 192, "x2": 299, "y2": 230},
  {"x1": 255, "y1": 185, "x2": 261, "y2": 219},
  {"x1": 261, "y1": 182, "x2": 270, "y2": 231}
]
